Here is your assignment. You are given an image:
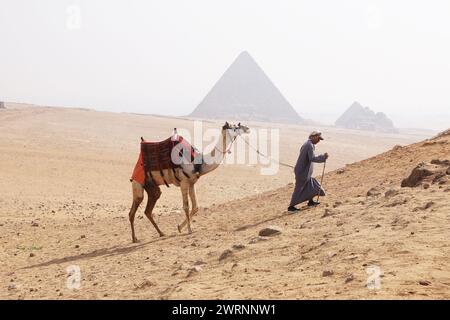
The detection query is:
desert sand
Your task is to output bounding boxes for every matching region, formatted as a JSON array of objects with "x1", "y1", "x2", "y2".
[{"x1": 1, "y1": 104, "x2": 448, "y2": 299}]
